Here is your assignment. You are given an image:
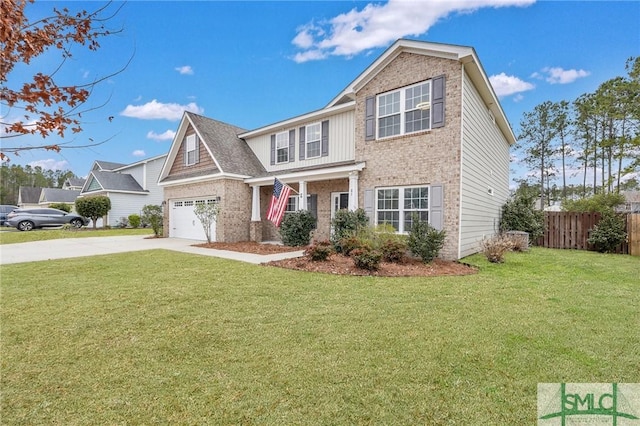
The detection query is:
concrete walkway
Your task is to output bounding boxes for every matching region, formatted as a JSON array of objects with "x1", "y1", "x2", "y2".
[{"x1": 0, "y1": 235, "x2": 305, "y2": 265}]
